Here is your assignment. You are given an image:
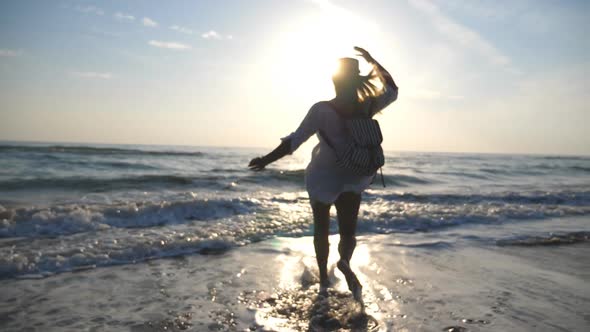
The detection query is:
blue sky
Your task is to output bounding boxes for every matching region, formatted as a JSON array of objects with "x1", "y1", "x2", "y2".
[{"x1": 0, "y1": 0, "x2": 588, "y2": 155}]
